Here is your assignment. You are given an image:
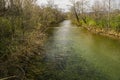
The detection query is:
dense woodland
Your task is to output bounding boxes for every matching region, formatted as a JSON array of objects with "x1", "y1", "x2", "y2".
[
  {"x1": 0, "y1": 0, "x2": 64, "y2": 79},
  {"x1": 69, "y1": 0, "x2": 120, "y2": 33}
]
